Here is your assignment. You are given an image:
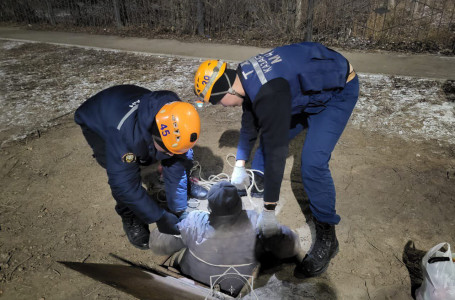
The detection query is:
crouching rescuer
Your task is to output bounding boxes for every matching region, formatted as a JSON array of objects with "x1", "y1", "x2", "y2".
[
  {"x1": 74, "y1": 85, "x2": 208, "y2": 250},
  {"x1": 194, "y1": 42, "x2": 359, "y2": 277}
]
